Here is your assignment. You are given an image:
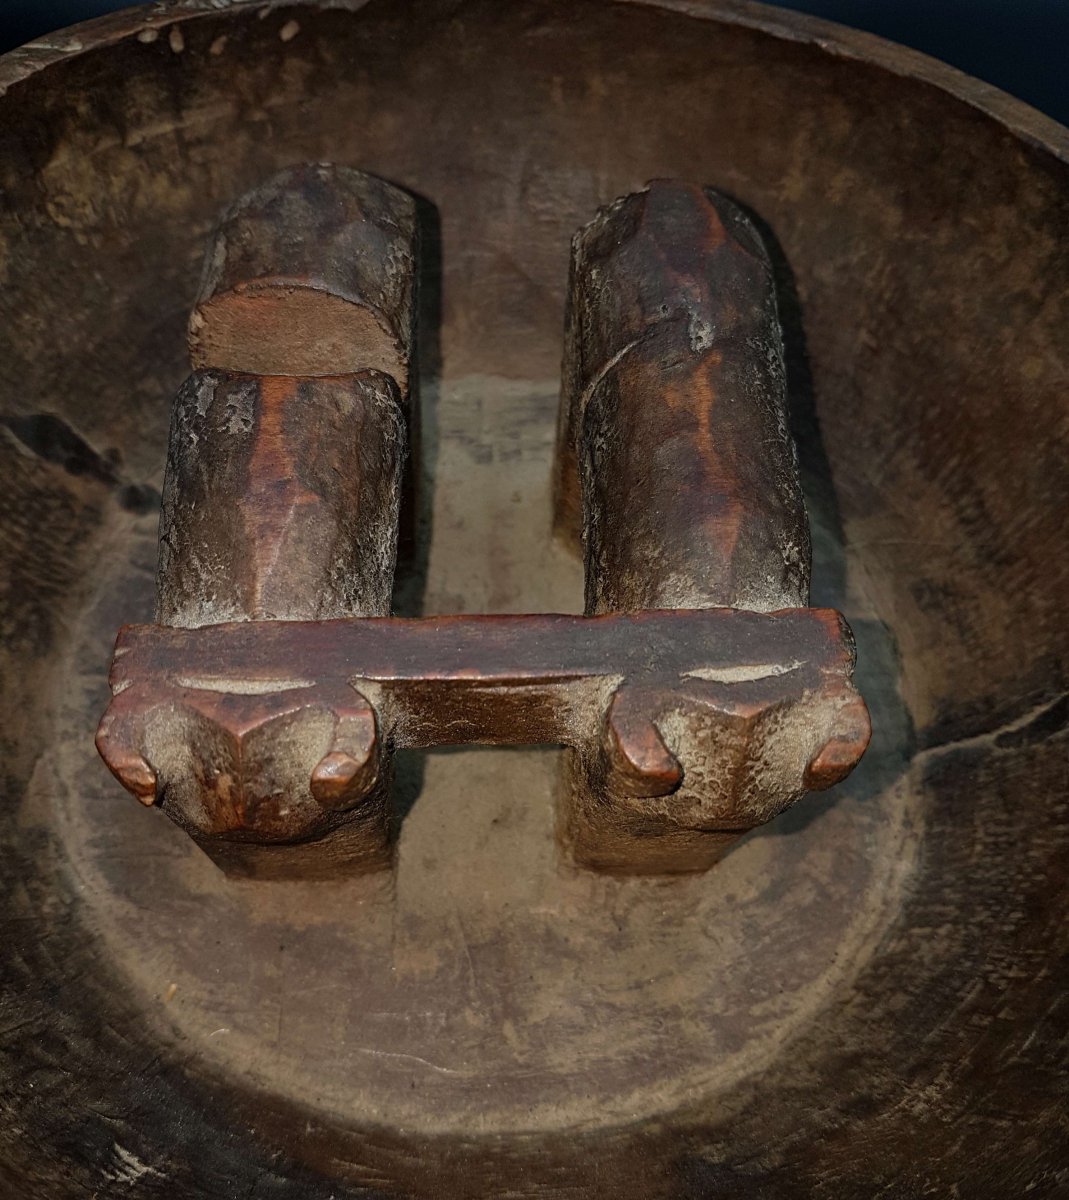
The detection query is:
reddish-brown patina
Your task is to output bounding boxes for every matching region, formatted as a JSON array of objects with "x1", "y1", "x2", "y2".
[
  {"x1": 97, "y1": 607, "x2": 868, "y2": 877},
  {"x1": 96, "y1": 171, "x2": 870, "y2": 878}
]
